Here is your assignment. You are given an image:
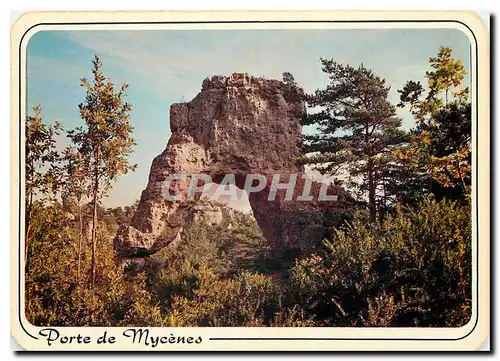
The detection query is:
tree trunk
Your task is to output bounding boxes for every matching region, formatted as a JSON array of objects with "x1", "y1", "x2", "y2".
[
  {"x1": 25, "y1": 190, "x2": 33, "y2": 276},
  {"x1": 25, "y1": 160, "x2": 35, "y2": 276},
  {"x1": 77, "y1": 197, "x2": 83, "y2": 284},
  {"x1": 90, "y1": 181, "x2": 98, "y2": 289},
  {"x1": 456, "y1": 159, "x2": 468, "y2": 196},
  {"x1": 383, "y1": 178, "x2": 387, "y2": 209},
  {"x1": 368, "y1": 160, "x2": 376, "y2": 223},
  {"x1": 25, "y1": 191, "x2": 33, "y2": 238},
  {"x1": 365, "y1": 121, "x2": 376, "y2": 223}
]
